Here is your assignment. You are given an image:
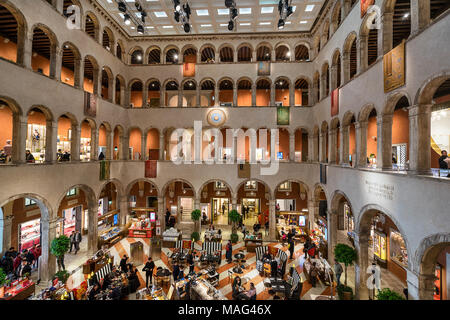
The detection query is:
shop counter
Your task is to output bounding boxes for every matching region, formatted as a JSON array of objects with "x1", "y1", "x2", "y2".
[
  {"x1": 128, "y1": 228, "x2": 152, "y2": 238},
  {"x1": 244, "y1": 233, "x2": 263, "y2": 252},
  {"x1": 1, "y1": 281, "x2": 35, "y2": 300}
]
